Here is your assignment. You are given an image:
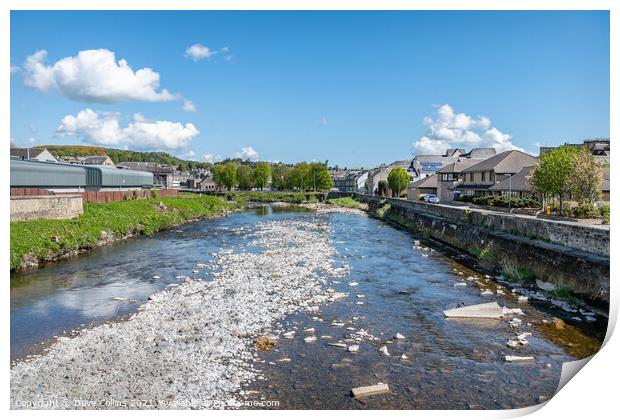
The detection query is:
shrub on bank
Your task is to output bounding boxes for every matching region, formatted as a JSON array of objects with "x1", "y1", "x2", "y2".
[
  {"x1": 10, "y1": 196, "x2": 233, "y2": 271},
  {"x1": 224, "y1": 191, "x2": 324, "y2": 204},
  {"x1": 567, "y1": 203, "x2": 601, "y2": 220},
  {"x1": 599, "y1": 205, "x2": 610, "y2": 224}
]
